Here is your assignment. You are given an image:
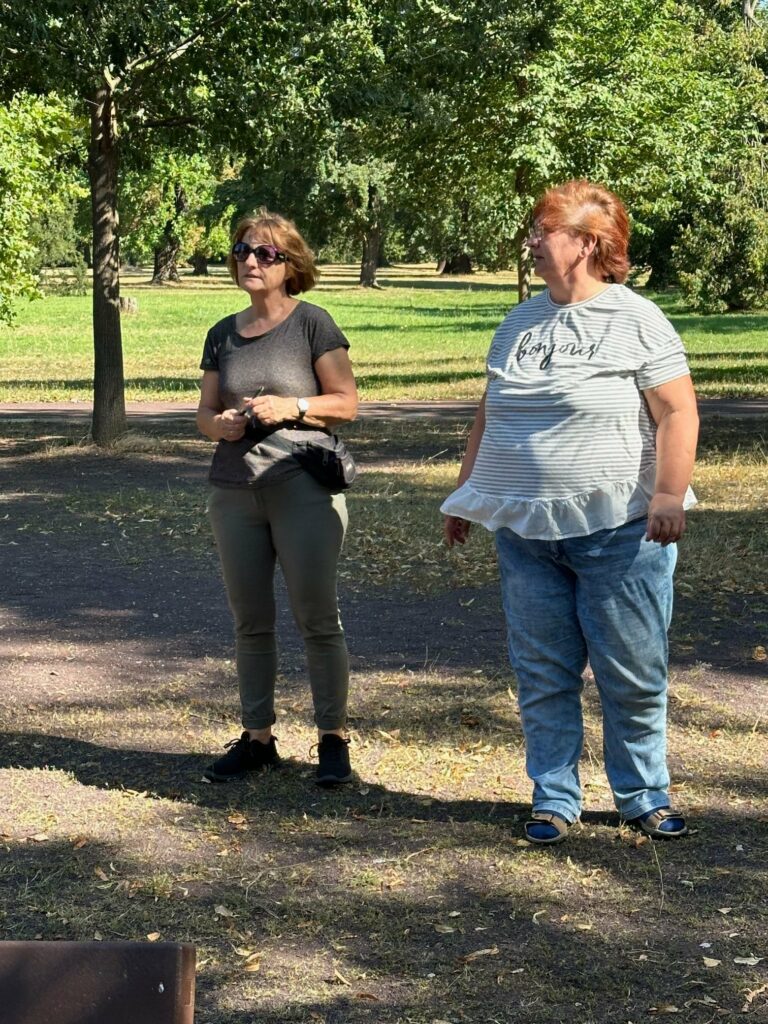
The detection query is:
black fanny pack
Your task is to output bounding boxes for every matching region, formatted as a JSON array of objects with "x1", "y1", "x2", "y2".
[
  {"x1": 291, "y1": 434, "x2": 357, "y2": 490},
  {"x1": 259, "y1": 427, "x2": 357, "y2": 490}
]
